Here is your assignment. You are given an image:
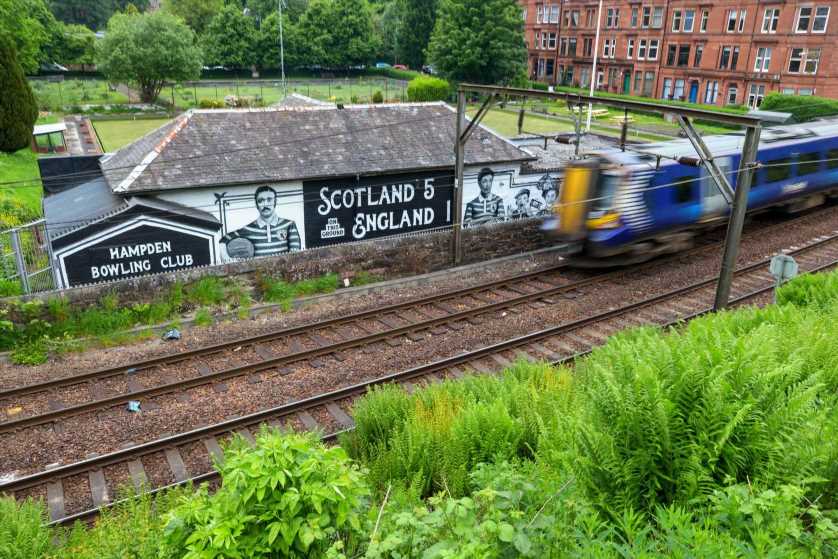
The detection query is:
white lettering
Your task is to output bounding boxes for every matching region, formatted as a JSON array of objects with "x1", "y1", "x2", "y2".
[
  {"x1": 318, "y1": 187, "x2": 332, "y2": 215},
  {"x1": 424, "y1": 178, "x2": 435, "y2": 200}
]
